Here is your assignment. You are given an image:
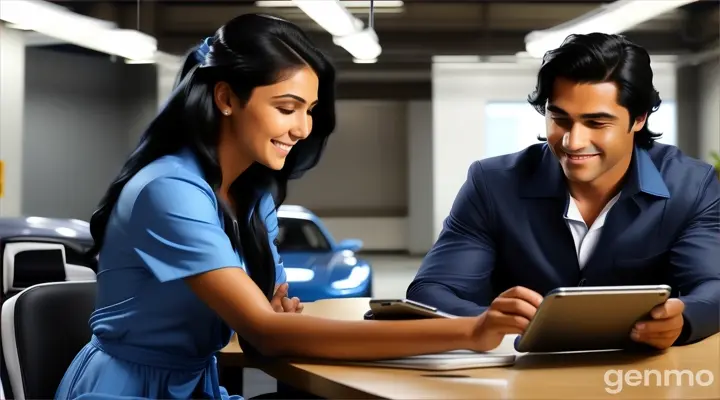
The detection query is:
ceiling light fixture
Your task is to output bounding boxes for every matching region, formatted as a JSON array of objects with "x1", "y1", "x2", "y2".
[
  {"x1": 293, "y1": 0, "x2": 382, "y2": 62},
  {"x1": 0, "y1": 0, "x2": 157, "y2": 62},
  {"x1": 256, "y1": 1, "x2": 403, "y2": 8},
  {"x1": 293, "y1": 0, "x2": 364, "y2": 37},
  {"x1": 524, "y1": 0, "x2": 698, "y2": 58},
  {"x1": 334, "y1": 29, "x2": 382, "y2": 61}
]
